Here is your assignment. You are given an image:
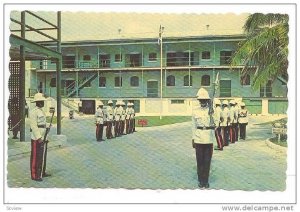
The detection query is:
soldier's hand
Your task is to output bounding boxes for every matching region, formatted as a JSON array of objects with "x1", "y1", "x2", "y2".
[{"x1": 37, "y1": 138, "x2": 43, "y2": 143}]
